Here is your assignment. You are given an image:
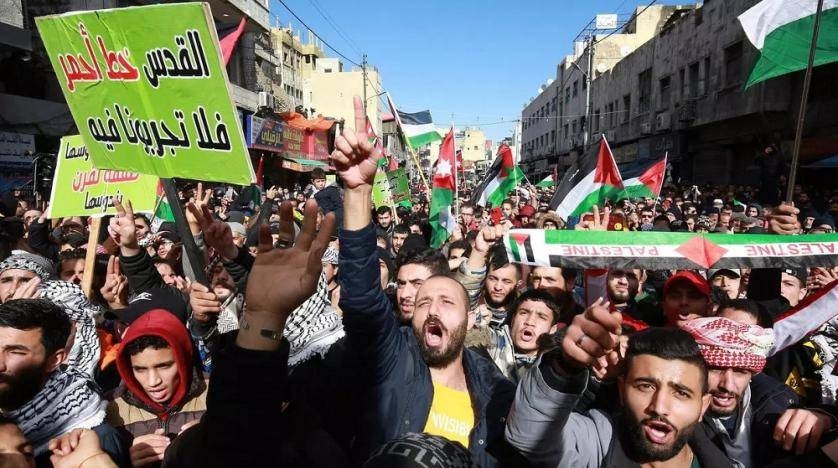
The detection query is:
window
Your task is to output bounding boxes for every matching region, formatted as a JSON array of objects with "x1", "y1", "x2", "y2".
[
  {"x1": 571, "y1": 120, "x2": 577, "y2": 135},
  {"x1": 688, "y1": 62, "x2": 699, "y2": 97},
  {"x1": 551, "y1": 97, "x2": 558, "y2": 115},
  {"x1": 724, "y1": 42, "x2": 743, "y2": 86},
  {"x1": 638, "y1": 68, "x2": 652, "y2": 114},
  {"x1": 659, "y1": 75, "x2": 672, "y2": 109},
  {"x1": 679, "y1": 68, "x2": 686, "y2": 100},
  {"x1": 622, "y1": 94, "x2": 631, "y2": 122},
  {"x1": 582, "y1": 78, "x2": 587, "y2": 91},
  {"x1": 563, "y1": 124, "x2": 569, "y2": 139},
  {"x1": 594, "y1": 109, "x2": 601, "y2": 131},
  {"x1": 702, "y1": 56, "x2": 711, "y2": 95},
  {"x1": 551, "y1": 130, "x2": 556, "y2": 144},
  {"x1": 572, "y1": 80, "x2": 579, "y2": 97},
  {"x1": 324, "y1": 68, "x2": 333, "y2": 73},
  {"x1": 565, "y1": 87, "x2": 570, "y2": 103}
]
